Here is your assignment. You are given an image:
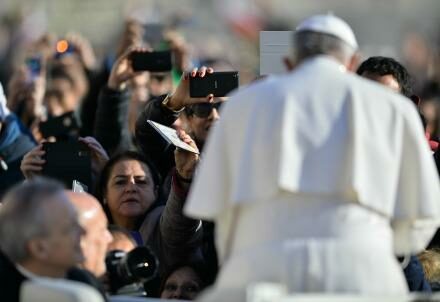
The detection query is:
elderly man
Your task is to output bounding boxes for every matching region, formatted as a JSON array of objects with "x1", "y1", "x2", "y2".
[
  {"x1": 185, "y1": 14, "x2": 440, "y2": 298},
  {"x1": 0, "y1": 178, "x2": 85, "y2": 302},
  {"x1": 66, "y1": 191, "x2": 113, "y2": 278}
]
